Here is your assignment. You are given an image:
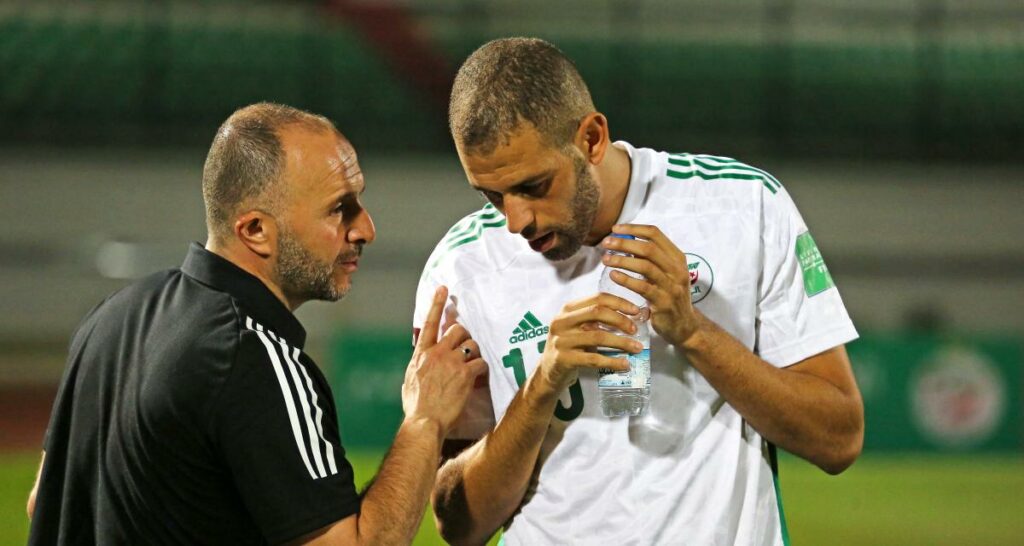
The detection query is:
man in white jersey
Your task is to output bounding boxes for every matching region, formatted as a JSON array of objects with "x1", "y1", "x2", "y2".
[{"x1": 414, "y1": 38, "x2": 864, "y2": 545}]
